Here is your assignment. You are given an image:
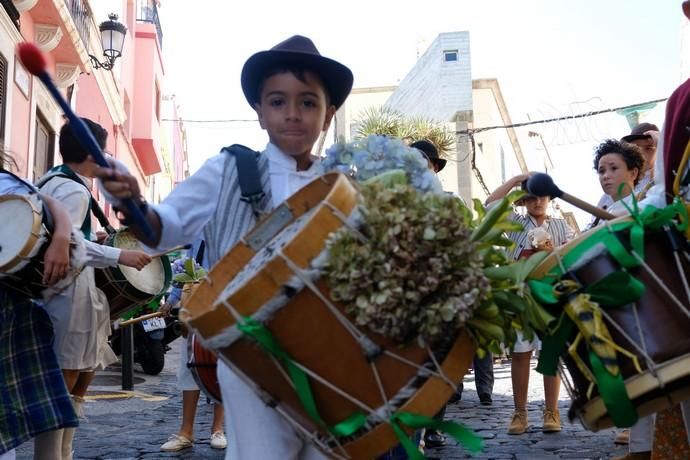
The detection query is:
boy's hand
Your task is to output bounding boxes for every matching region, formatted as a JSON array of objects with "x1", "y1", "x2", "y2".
[
  {"x1": 118, "y1": 250, "x2": 152, "y2": 270},
  {"x1": 43, "y1": 235, "x2": 70, "y2": 285},
  {"x1": 94, "y1": 160, "x2": 142, "y2": 201}
]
